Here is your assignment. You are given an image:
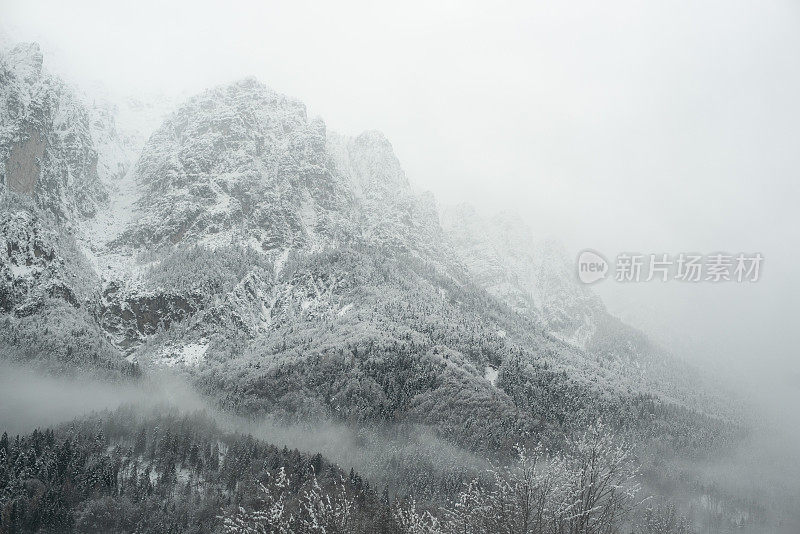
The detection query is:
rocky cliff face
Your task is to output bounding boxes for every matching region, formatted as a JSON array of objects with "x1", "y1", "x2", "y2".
[
  {"x1": 0, "y1": 42, "x2": 112, "y2": 319},
  {"x1": 0, "y1": 43, "x2": 138, "y2": 375},
  {"x1": 76, "y1": 78, "x2": 462, "y2": 351},
  {"x1": 0, "y1": 43, "x2": 108, "y2": 223},
  {"x1": 1, "y1": 209, "x2": 69, "y2": 315},
  {"x1": 117, "y1": 79, "x2": 452, "y2": 266},
  {"x1": 122, "y1": 78, "x2": 356, "y2": 252},
  {"x1": 328, "y1": 130, "x2": 454, "y2": 265}
]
